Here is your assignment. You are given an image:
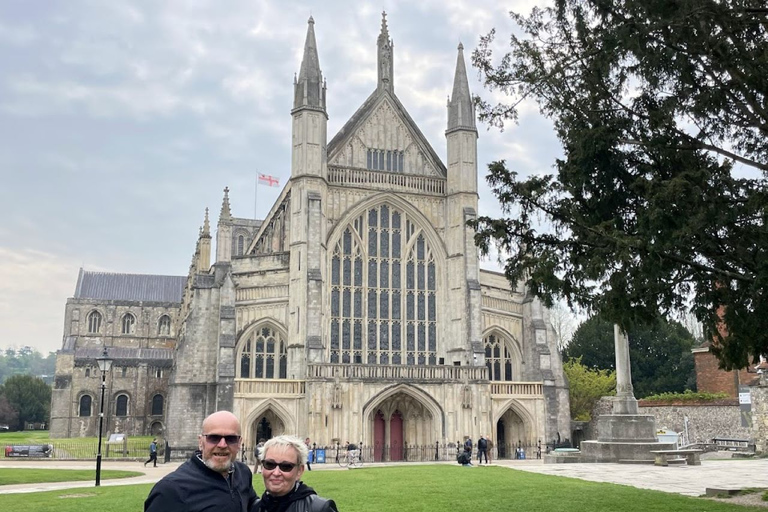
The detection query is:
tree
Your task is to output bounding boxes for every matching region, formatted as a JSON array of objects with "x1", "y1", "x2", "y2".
[
  {"x1": 549, "y1": 299, "x2": 580, "y2": 350},
  {"x1": 564, "y1": 314, "x2": 697, "y2": 397},
  {"x1": 563, "y1": 357, "x2": 615, "y2": 421},
  {"x1": 0, "y1": 395, "x2": 19, "y2": 430},
  {"x1": 2, "y1": 375, "x2": 51, "y2": 430},
  {"x1": 470, "y1": 0, "x2": 768, "y2": 369}
]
